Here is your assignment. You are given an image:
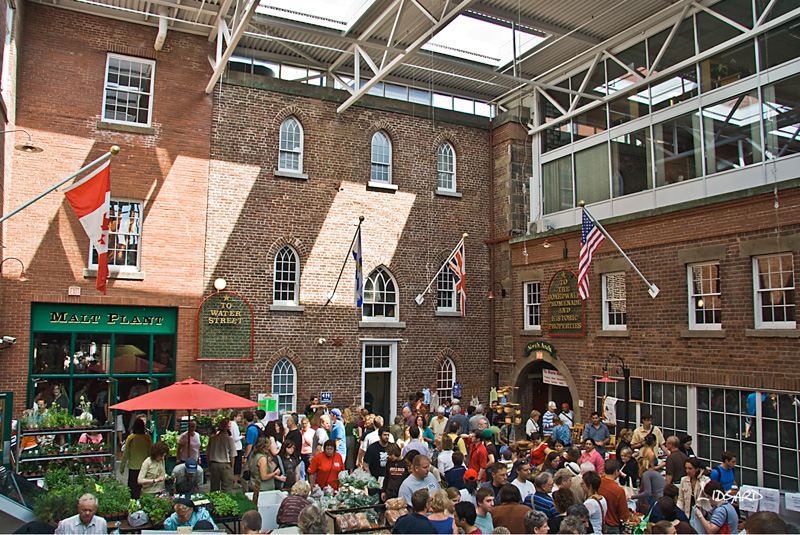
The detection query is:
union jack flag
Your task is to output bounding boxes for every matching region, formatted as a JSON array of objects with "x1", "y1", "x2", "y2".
[
  {"x1": 579, "y1": 210, "x2": 604, "y2": 300},
  {"x1": 448, "y1": 240, "x2": 466, "y2": 316}
]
